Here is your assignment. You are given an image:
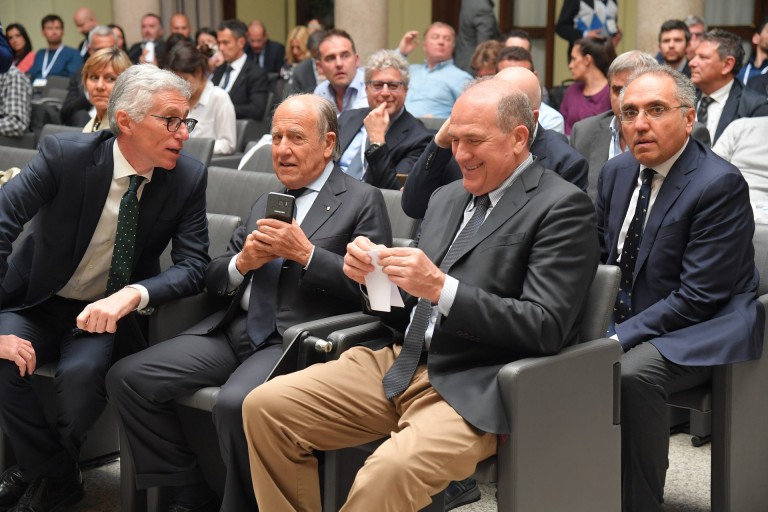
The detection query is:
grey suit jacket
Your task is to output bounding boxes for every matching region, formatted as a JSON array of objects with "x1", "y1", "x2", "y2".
[
  {"x1": 571, "y1": 111, "x2": 711, "y2": 201},
  {"x1": 186, "y1": 166, "x2": 392, "y2": 338},
  {"x1": 379, "y1": 161, "x2": 600, "y2": 434}
]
